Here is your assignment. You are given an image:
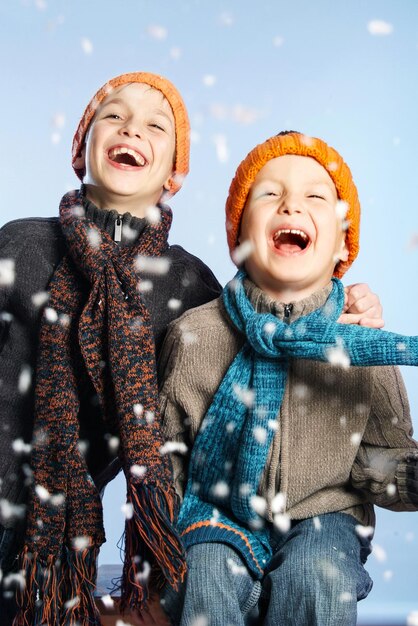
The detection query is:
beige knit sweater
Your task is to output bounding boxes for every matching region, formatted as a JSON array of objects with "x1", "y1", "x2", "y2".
[{"x1": 159, "y1": 280, "x2": 418, "y2": 529}]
